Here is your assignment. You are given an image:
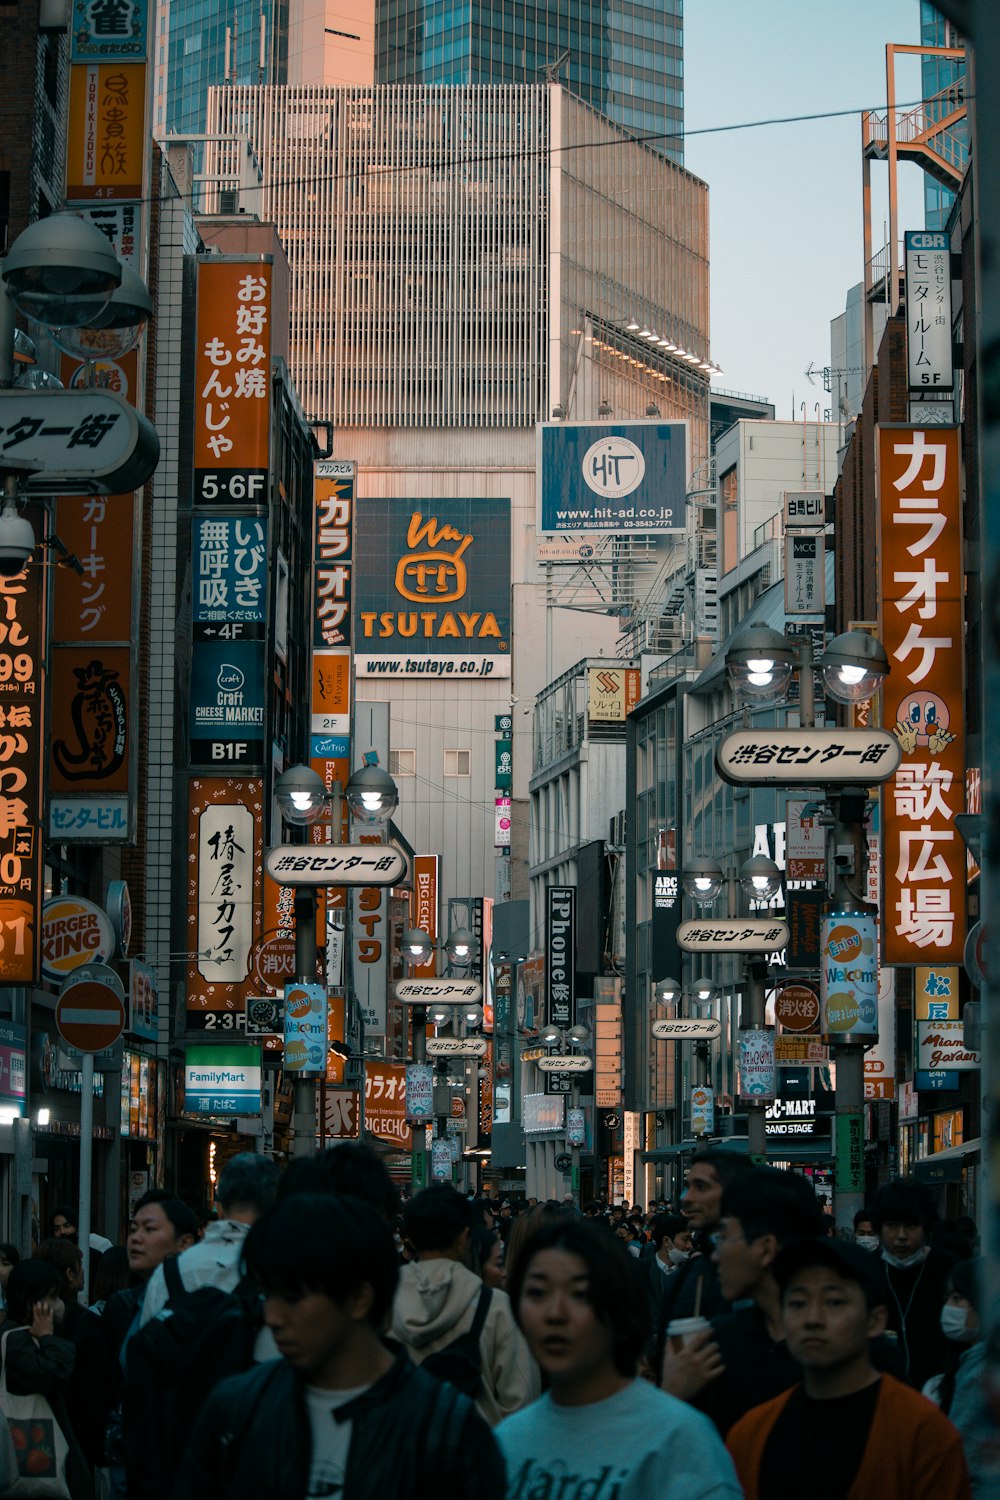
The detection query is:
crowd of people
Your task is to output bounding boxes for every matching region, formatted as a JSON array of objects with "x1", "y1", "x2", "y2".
[{"x1": 0, "y1": 1146, "x2": 991, "y2": 1497}]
